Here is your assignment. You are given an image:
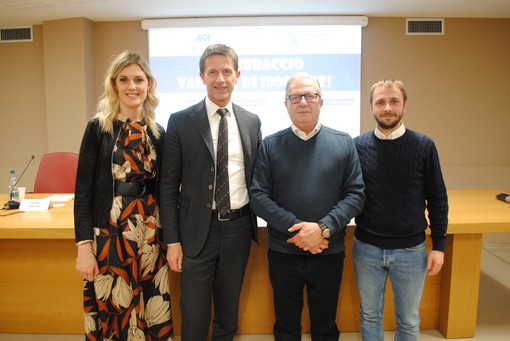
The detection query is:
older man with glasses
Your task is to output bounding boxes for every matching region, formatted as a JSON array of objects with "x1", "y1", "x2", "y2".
[{"x1": 250, "y1": 72, "x2": 365, "y2": 341}]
